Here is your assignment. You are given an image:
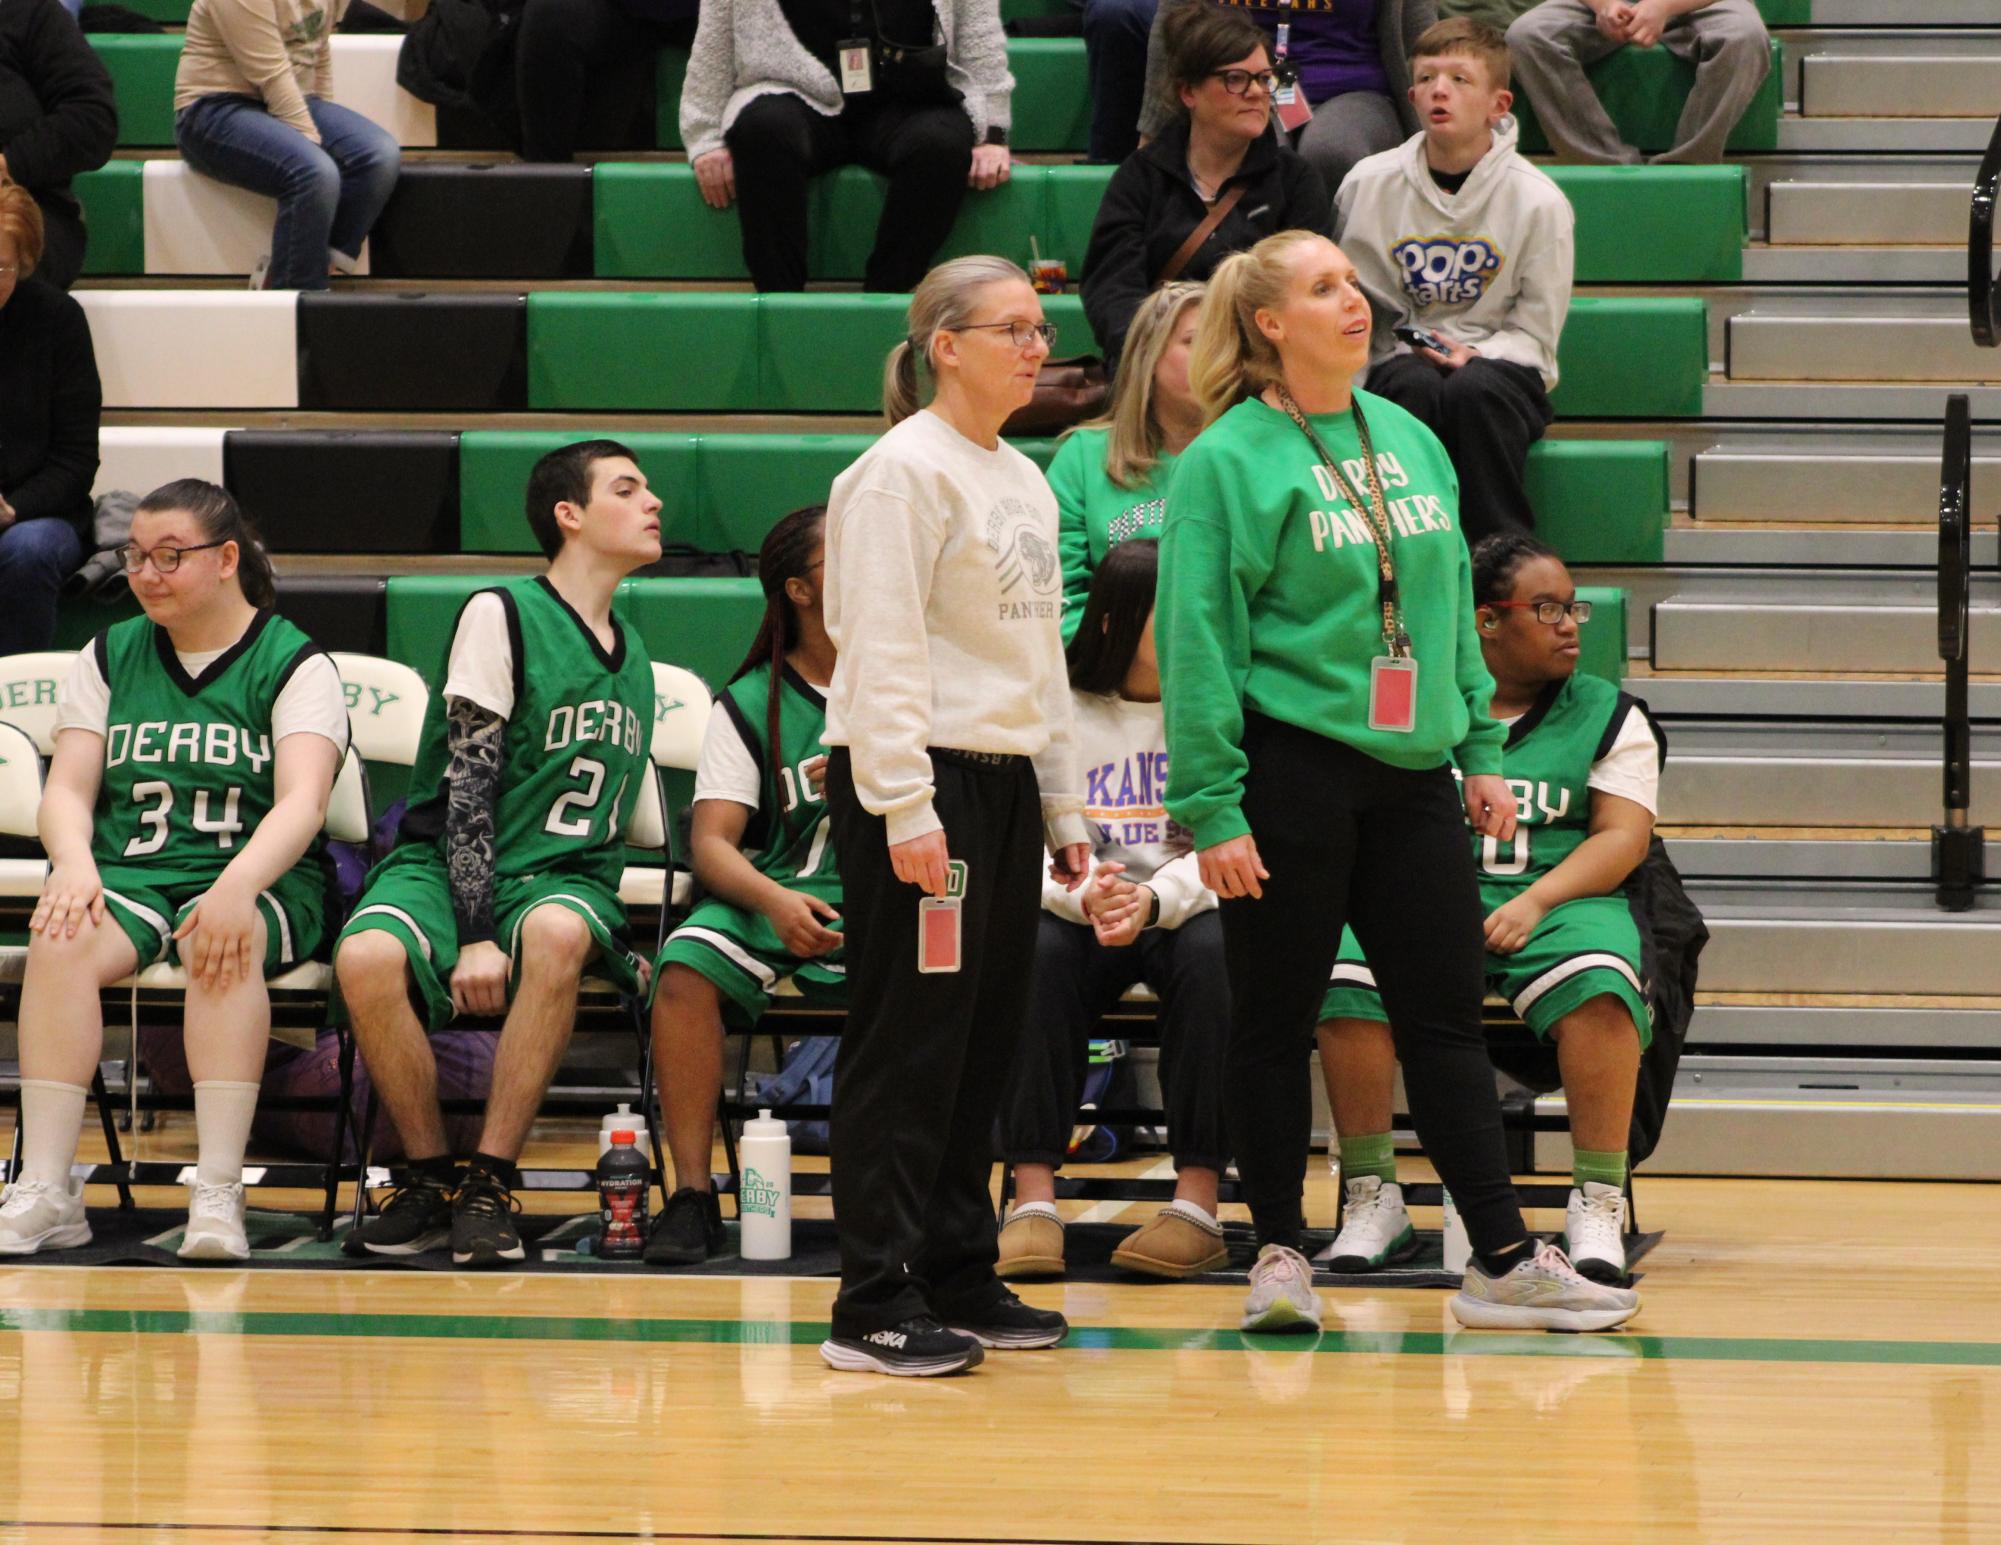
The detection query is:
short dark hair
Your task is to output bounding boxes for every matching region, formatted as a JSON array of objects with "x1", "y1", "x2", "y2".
[
  {"x1": 1470, "y1": 532, "x2": 1561, "y2": 608},
  {"x1": 1067, "y1": 538, "x2": 1159, "y2": 695},
  {"x1": 1166, "y1": 3, "x2": 1271, "y2": 93},
  {"x1": 524, "y1": 439, "x2": 640, "y2": 560},
  {"x1": 1411, "y1": 17, "x2": 1512, "y2": 92}
]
